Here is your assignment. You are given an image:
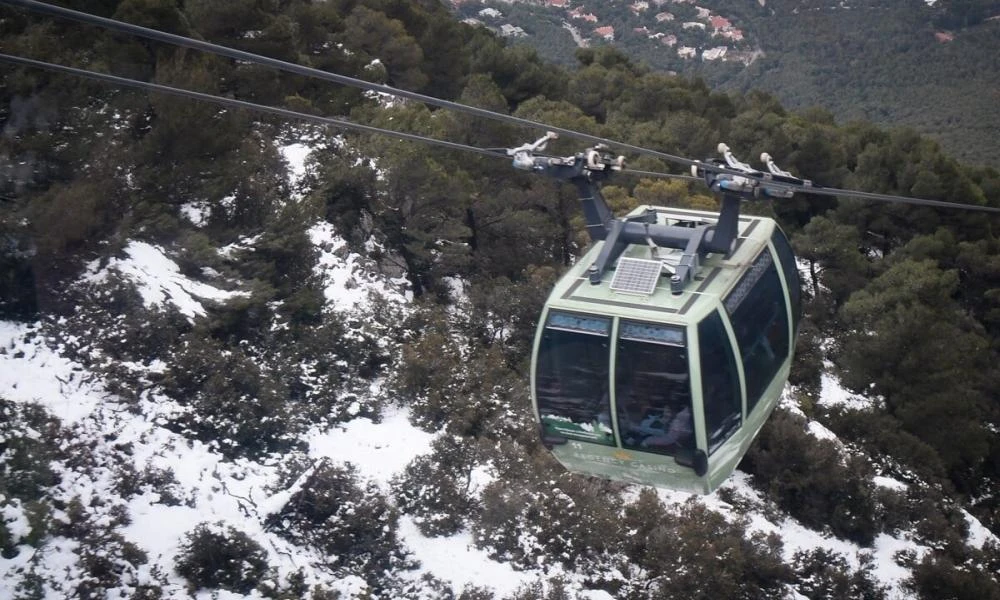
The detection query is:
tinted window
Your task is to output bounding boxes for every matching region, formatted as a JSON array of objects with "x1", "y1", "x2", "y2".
[
  {"x1": 724, "y1": 251, "x2": 790, "y2": 412},
  {"x1": 770, "y1": 228, "x2": 801, "y2": 334},
  {"x1": 614, "y1": 321, "x2": 694, "y2": 456},
  {"x1": 698, "y1": 310, "x2": 741, "y2": 454},
  {"x1": 535, "y1": 312, "x2": 613, "y2": 446}
]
